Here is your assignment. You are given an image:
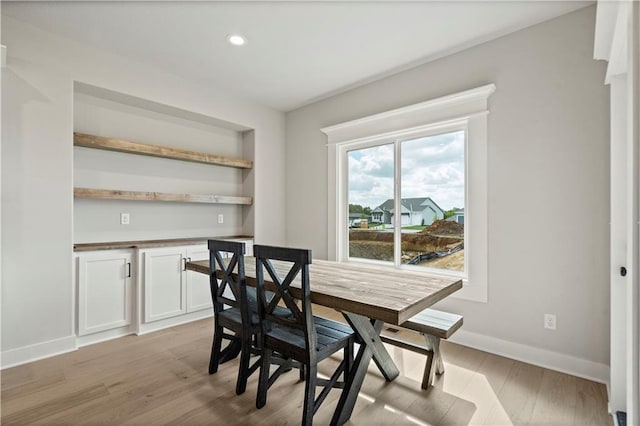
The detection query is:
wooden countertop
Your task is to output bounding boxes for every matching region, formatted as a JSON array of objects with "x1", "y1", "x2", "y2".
[{"x1": 74, "y1": 235, "x2": 253, "y2": 252}]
